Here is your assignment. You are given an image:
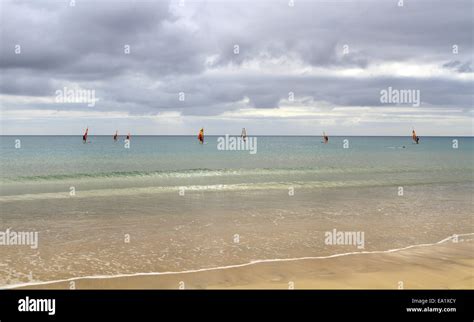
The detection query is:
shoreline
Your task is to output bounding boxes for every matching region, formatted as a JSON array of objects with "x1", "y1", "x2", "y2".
[{"x1": 6, "y1": 233, "x2": 473, "y2": 290}]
